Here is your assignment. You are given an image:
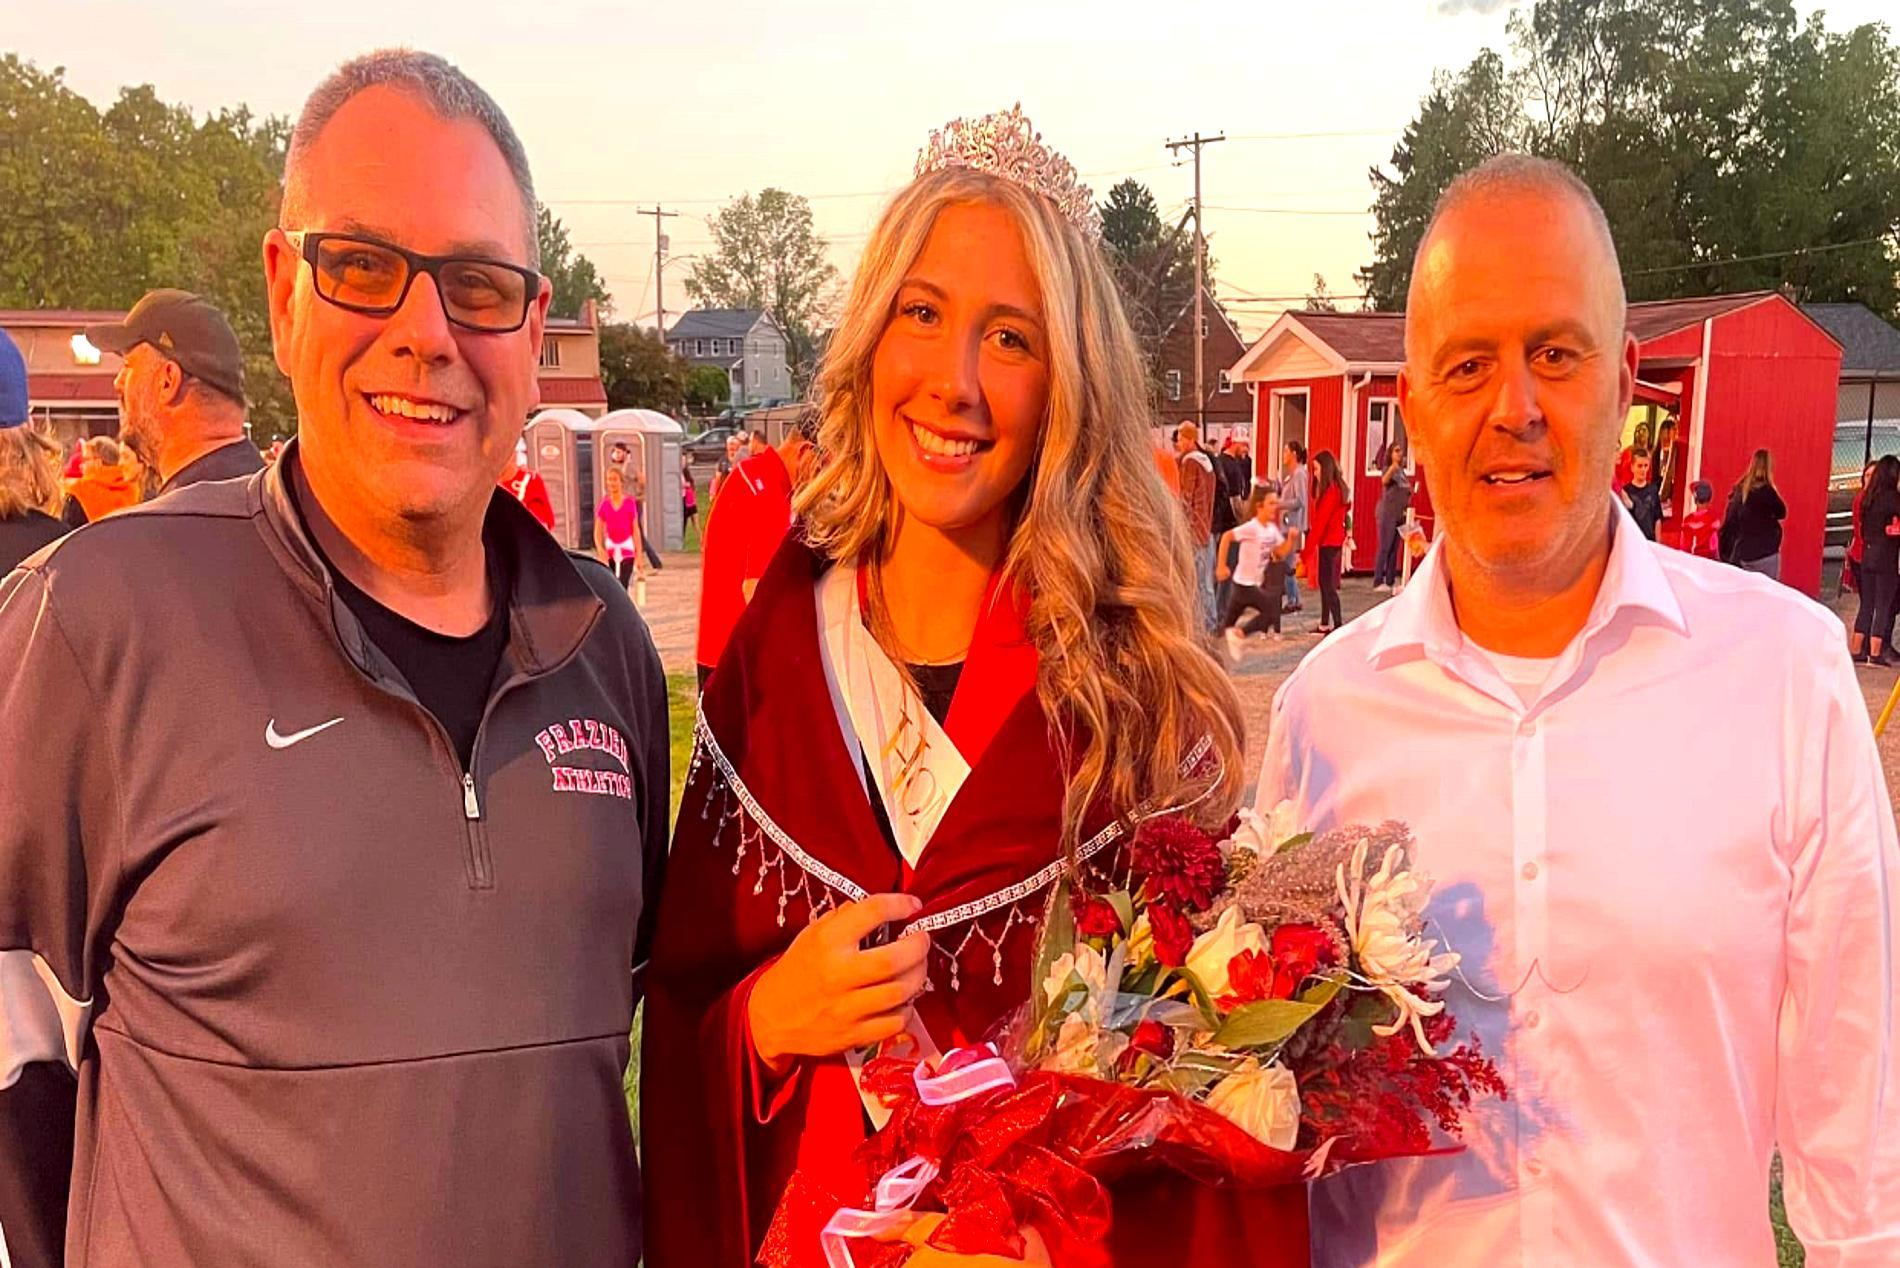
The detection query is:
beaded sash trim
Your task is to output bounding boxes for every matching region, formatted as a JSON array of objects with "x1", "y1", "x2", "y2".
[{"x1": 687, "y1": 708, "x2": 1215, "y2": 991}]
